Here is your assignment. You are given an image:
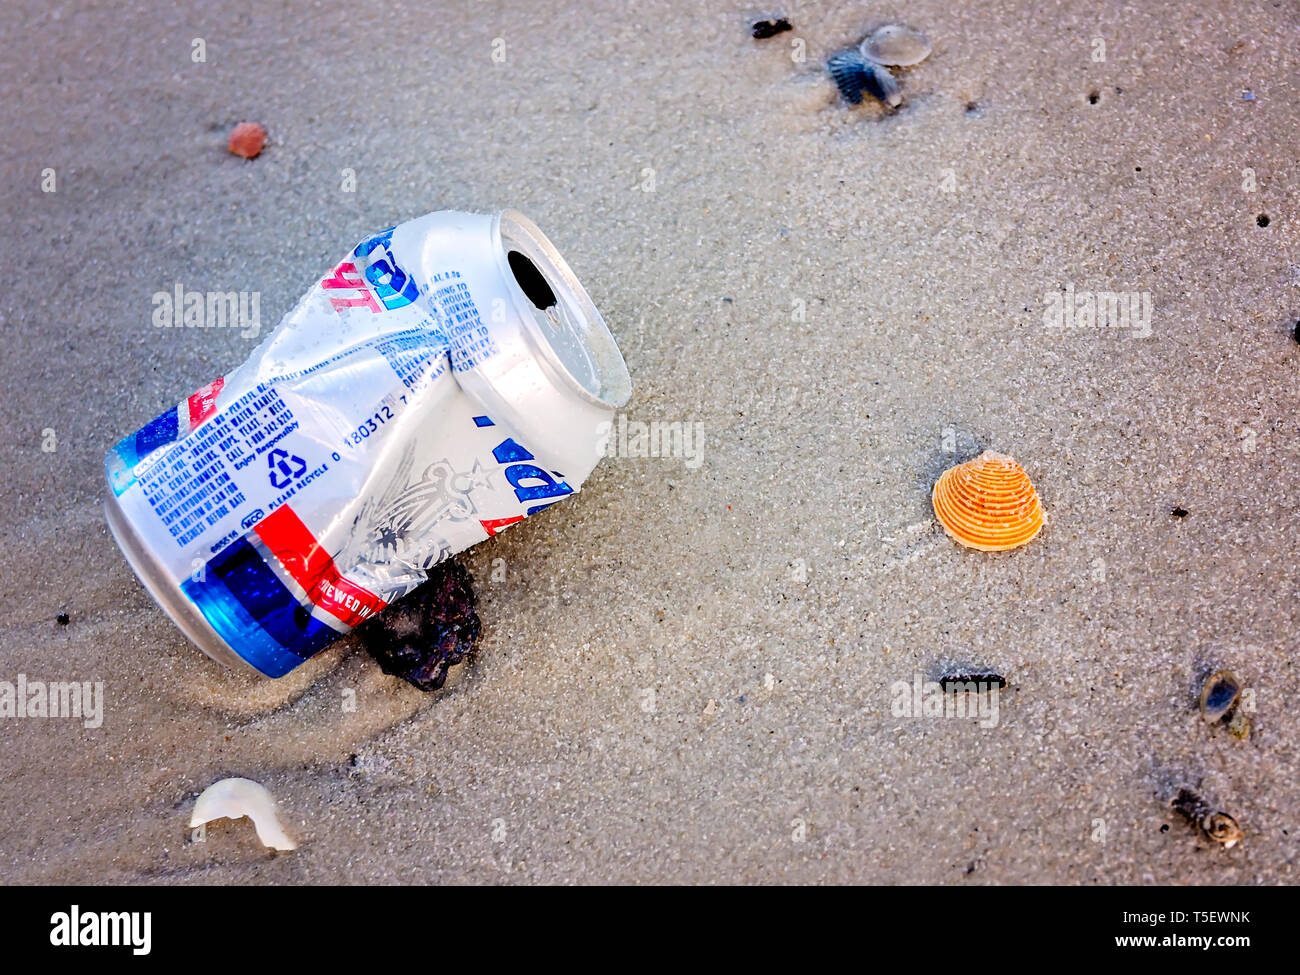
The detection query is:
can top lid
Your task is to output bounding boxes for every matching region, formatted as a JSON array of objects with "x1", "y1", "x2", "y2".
[{"x1": 494, "y1": 210, "x2": 632, "y2": 410}]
